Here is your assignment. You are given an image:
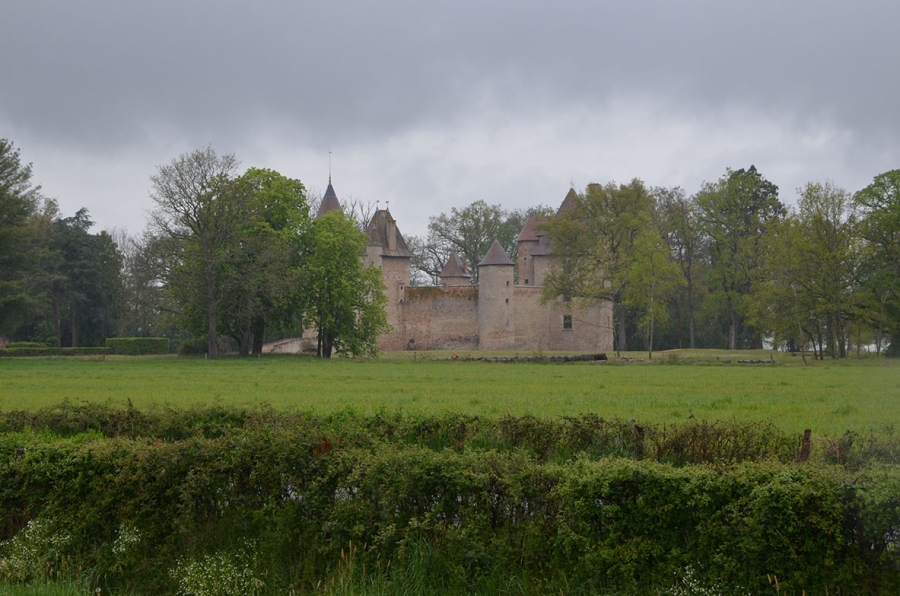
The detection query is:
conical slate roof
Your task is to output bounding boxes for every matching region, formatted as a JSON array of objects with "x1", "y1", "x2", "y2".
[
  {"x1": 477, "y1": 240, "x2": 514, "y2": 267},
  {"x1": 439, "y1": 253, "x2": 472, "y2": 280},
  {"x1": 556, "y1": 187, "x2": 578, "y2": 215},
  {"x1": 316, "y1": 179, "x2": 342, "y2": 218},
  {"x1": 517, "y1": 214, "x2": 548, "y2": 242}
]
